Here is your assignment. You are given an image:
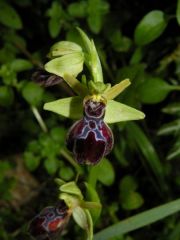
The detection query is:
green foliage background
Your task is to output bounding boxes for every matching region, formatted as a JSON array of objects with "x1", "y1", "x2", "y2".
[{"x1": 0, "y1": 0, "x2": 180, "y2": 239}]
